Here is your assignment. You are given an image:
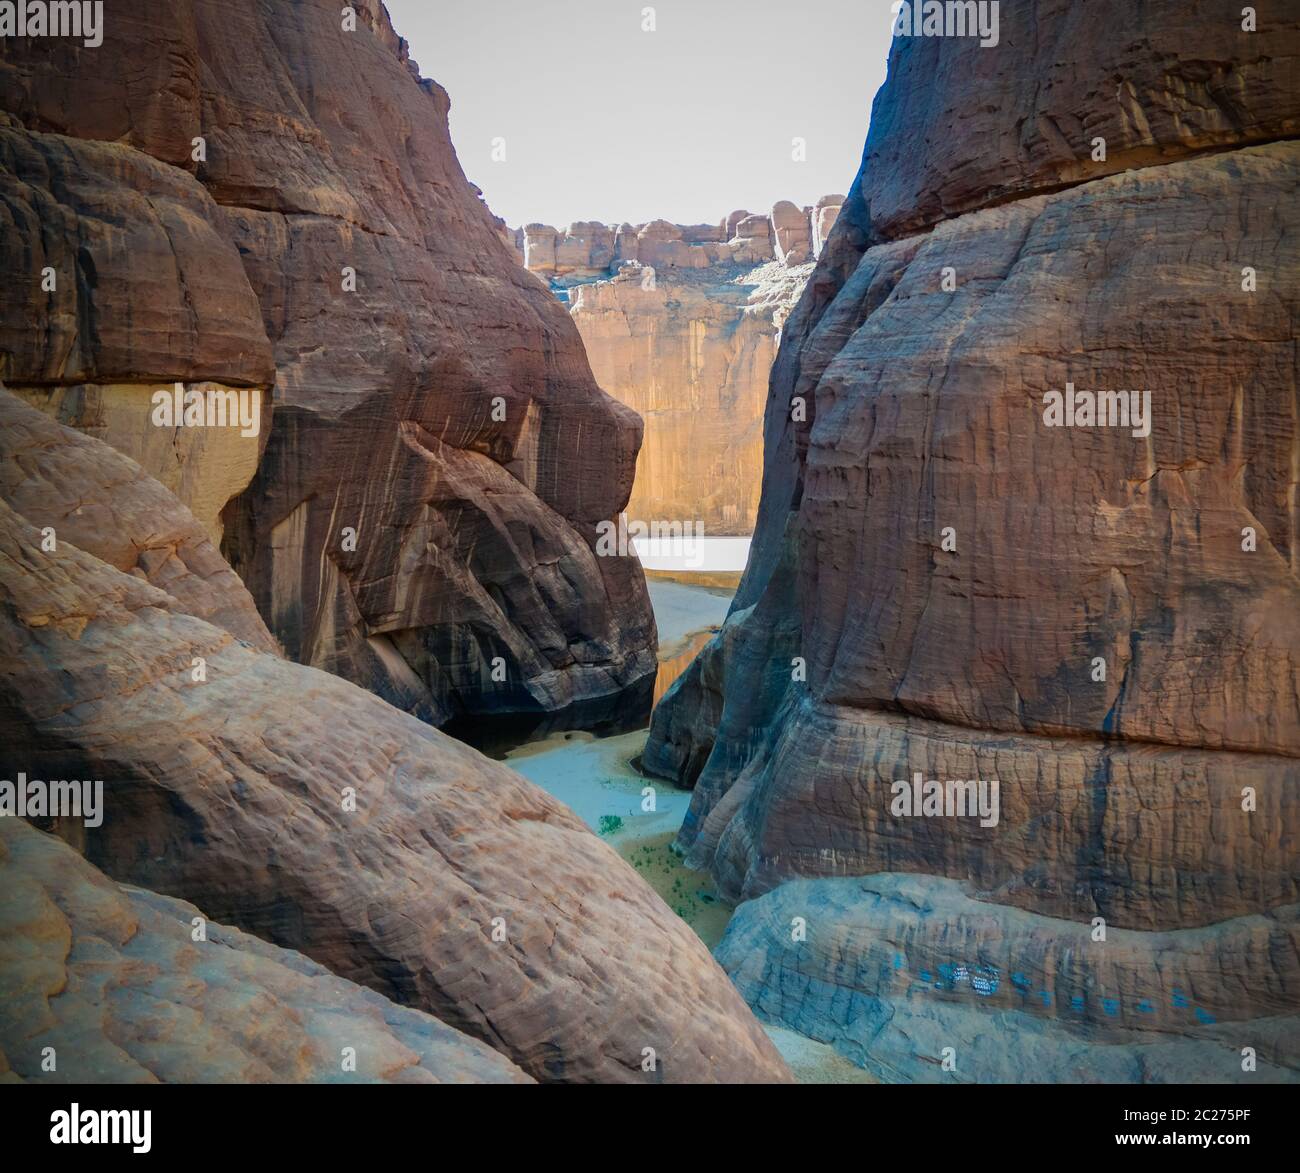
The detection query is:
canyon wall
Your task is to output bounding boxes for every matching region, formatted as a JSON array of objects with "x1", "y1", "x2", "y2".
[
  {"x1": 647, "y1": 0, "x2": 1300, "y2": 1081},
  {"x1": 0, "y1": 0, "x2": 654, "y2": 729},
  {"x1": 0, "y1": 389, "x2": 790, "y2": 1084},
  {"x1": 518, "y1": 199, "x2": 842, "y2": 535},
  {"x1": 0, "y1": 0, "x2": 792, "y2": 1085}
]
